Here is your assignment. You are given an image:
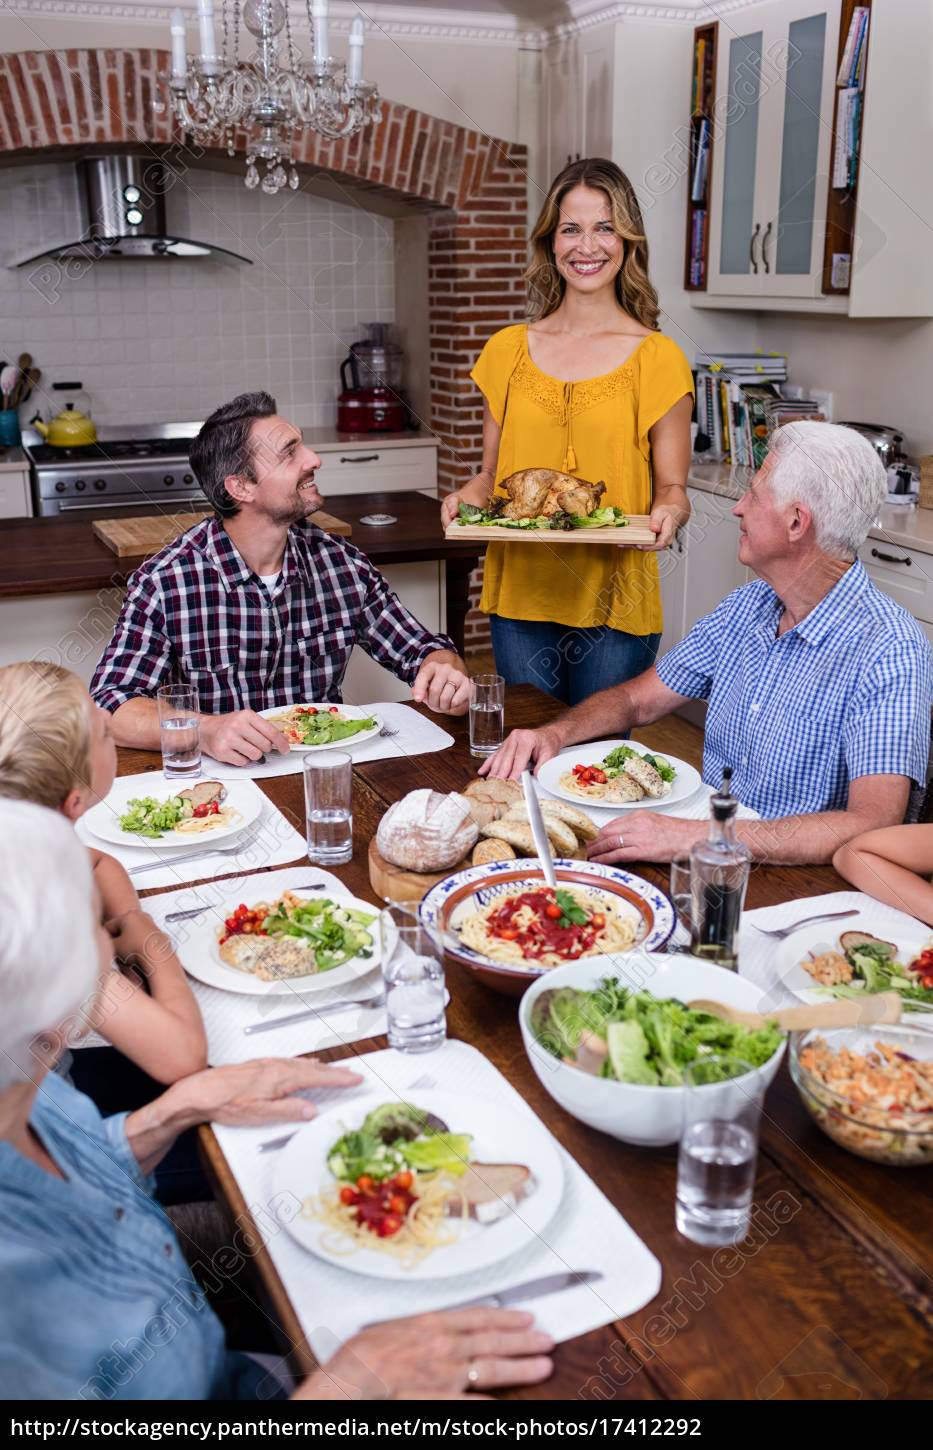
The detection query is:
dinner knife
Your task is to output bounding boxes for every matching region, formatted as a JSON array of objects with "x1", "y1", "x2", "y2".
[
  {"x1": 243, "y1": 993, "x2": 386, "y2": 1034},
  {"x1": 363, "y1": 1270, "x2": 604, "y2": 1326},
  {"x1": 522, "y1": 769, "x2": 558, "y2": 890}
]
